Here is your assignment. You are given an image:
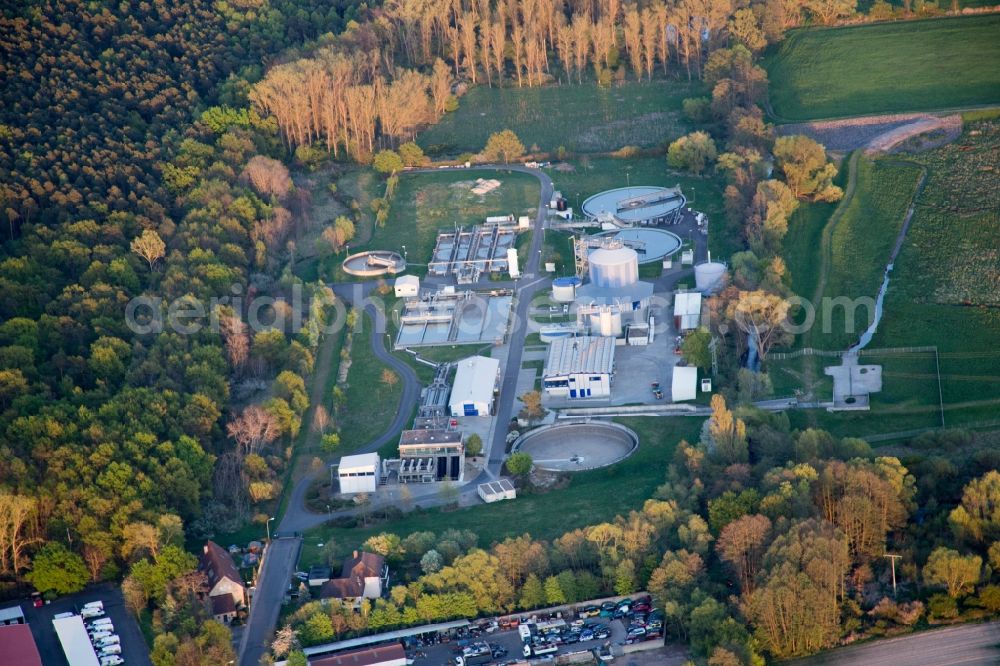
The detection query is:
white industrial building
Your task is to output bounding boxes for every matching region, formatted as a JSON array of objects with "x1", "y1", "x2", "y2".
[
  {"x1": 673, "y1": 291, "x2": 702, "y2": 331},
  {"x1": 393, "y1": 274, "x2": 419, "y2": 298},
  {"x1": 672, "y1": 366, "x2": 698, "y2": 402},
  {"x1": 449, "y1": 355, "x2": 500, "y2": 416},
  {"x1": 574, "y1": 243, "x2": 654, "y2": 339},
  {"x1": 542, "y1": 336, "x2": 616, "y2": 399},
  {"x1": 52, "y1": 615, "x2": 99, "y2": 666},
  {"x1": 337, "y1": 452, "x2": 381, "y2": 494}
]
